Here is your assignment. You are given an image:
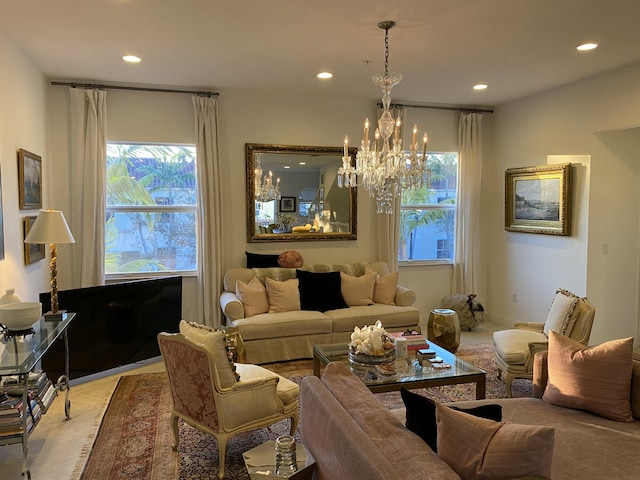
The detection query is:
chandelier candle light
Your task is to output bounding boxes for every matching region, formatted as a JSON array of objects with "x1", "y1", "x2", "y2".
[
  {"x1": 338, "y1": 21, "x2": 430, "y2": 214},
  {"x1": 254, "y1": 153, "x2": 281, "y2": 203}
]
